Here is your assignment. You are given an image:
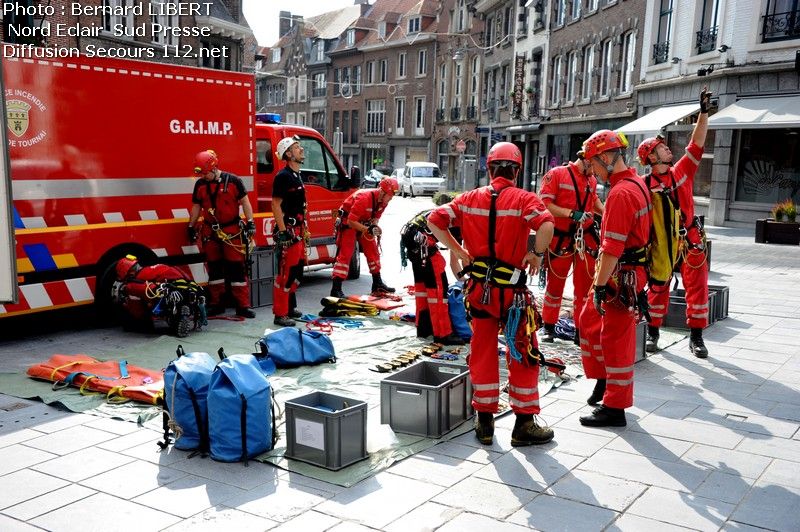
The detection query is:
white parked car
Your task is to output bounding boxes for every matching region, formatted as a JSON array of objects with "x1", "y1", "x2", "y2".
[{"x1": 399, "y1": 162, "x2": 445, "y2": 197}]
